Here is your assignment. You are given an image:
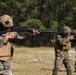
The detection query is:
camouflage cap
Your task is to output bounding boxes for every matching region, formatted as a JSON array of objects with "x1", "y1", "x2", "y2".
[
  {"x1": 0, "y1": 14, "x2": 13, "y2": 27},
  {"x1": 63, "y1": 26, "x2": 71, "y2": 34}
]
